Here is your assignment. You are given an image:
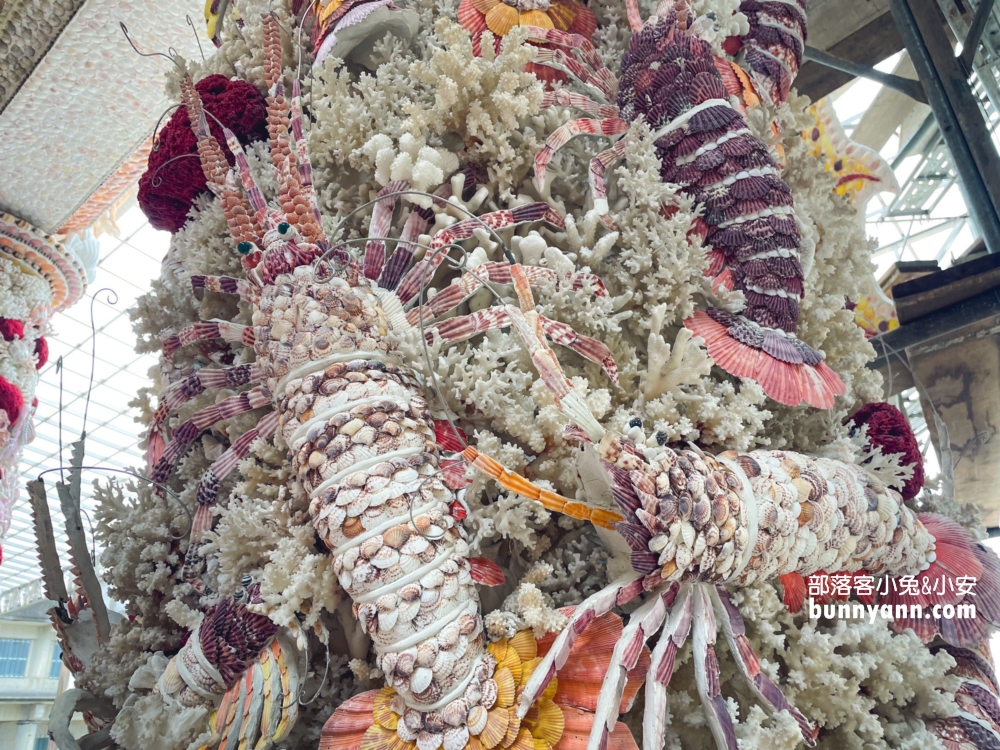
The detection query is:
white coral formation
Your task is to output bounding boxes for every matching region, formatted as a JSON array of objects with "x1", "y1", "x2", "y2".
[{"x1": 85, "y1": 0, "x2": 980, "y2": 747}]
